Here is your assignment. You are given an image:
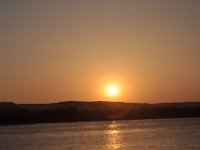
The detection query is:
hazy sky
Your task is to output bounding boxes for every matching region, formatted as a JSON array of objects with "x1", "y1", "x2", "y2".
[{"x1": 0, "y1": 0, "x2": 200, "y2": 103}]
